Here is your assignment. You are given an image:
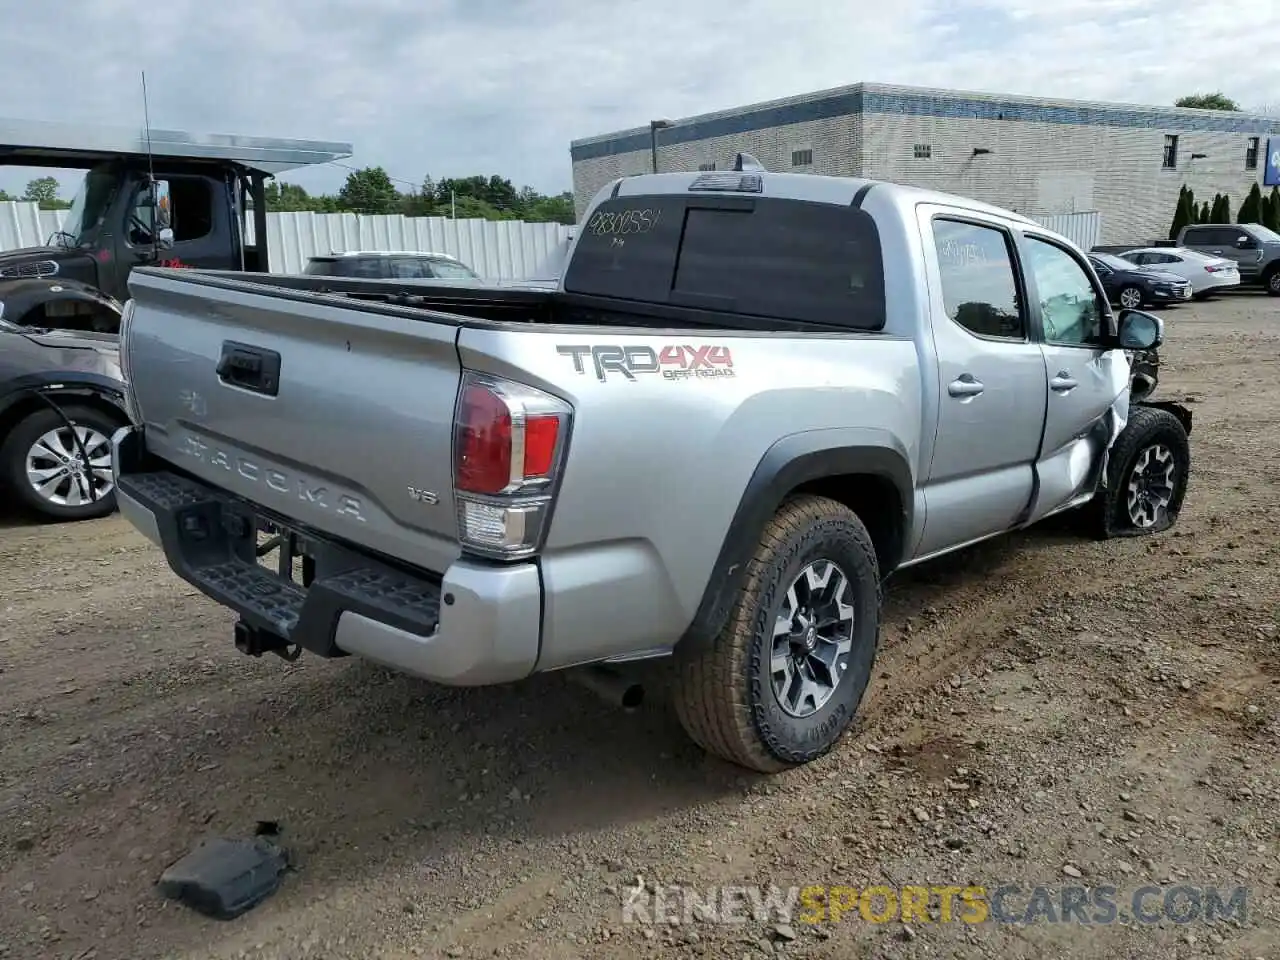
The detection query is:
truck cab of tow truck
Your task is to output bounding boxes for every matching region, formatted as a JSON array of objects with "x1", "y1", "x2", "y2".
[{"x1": 0, "y1": 118, "x2": 352, "y2": 333}]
